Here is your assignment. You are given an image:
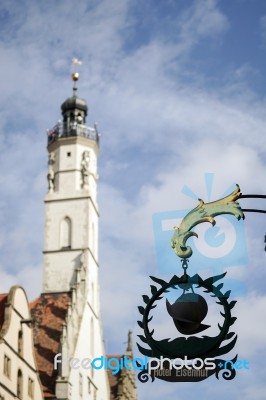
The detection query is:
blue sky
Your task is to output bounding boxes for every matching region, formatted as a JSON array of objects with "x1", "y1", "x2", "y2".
[{"x1": 0, "y1": 0, "x2": 266, "y2": 399}]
